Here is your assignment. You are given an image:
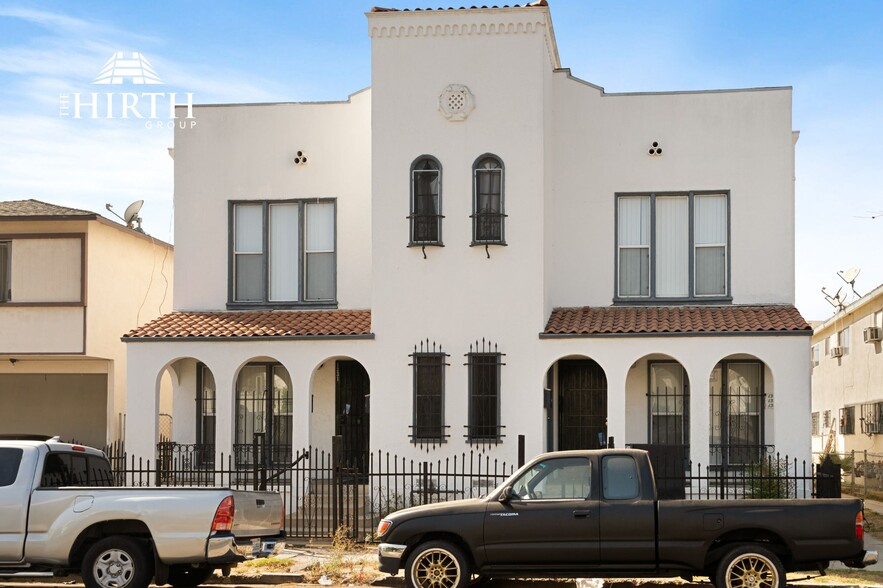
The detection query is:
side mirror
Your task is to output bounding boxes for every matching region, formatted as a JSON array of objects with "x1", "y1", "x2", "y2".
[{"x1": 498, "y1": 485, "x2": 515, "y2": 504}]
